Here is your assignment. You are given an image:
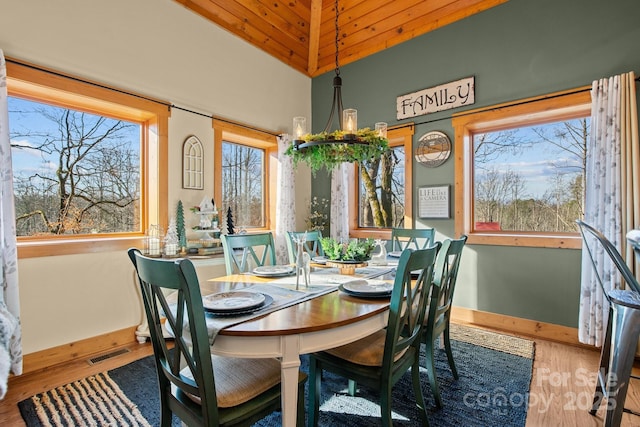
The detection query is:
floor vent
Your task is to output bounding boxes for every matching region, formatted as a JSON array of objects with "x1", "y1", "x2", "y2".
[{"x1": 87, "y1": 348, "x2": 131, "y2": 365}]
